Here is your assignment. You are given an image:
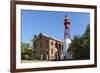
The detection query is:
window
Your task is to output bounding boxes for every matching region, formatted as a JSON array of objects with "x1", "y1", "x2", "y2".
[
  {"x1": 51, "y1": 48, "x2": 53, "y2": 54},
  {"x1": 51, "y1": 41, "x2": 53, "y2": 46},
  {"x1": 55, "y1": 42, "x2": 57, "y2": 48},
  {"x1": 59, "y1": 44, "x2": 61, "y2": 48}
]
